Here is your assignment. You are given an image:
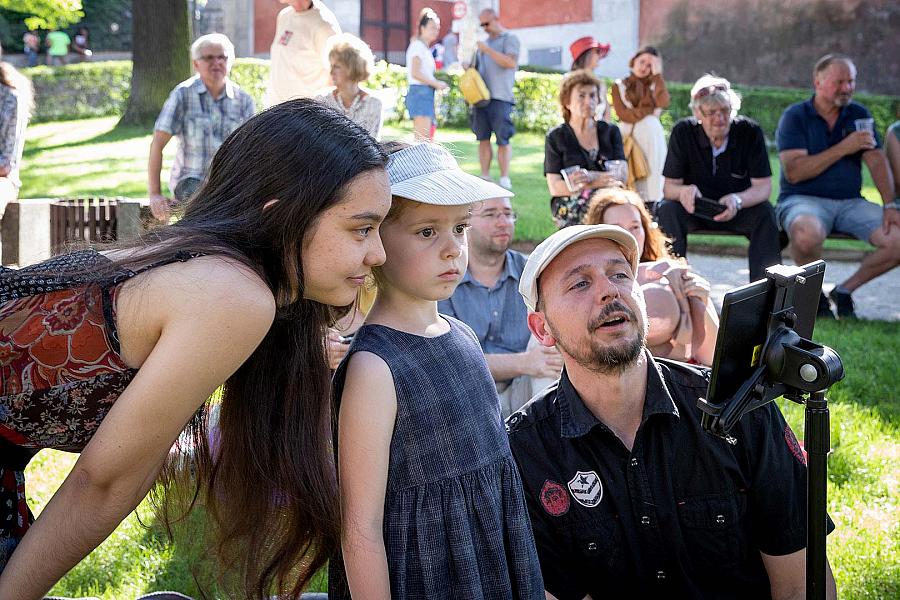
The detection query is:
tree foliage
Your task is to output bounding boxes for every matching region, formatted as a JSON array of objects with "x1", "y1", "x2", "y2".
[{"x1": 0, "y1": 0, "x2": 83, "y2": 30}]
